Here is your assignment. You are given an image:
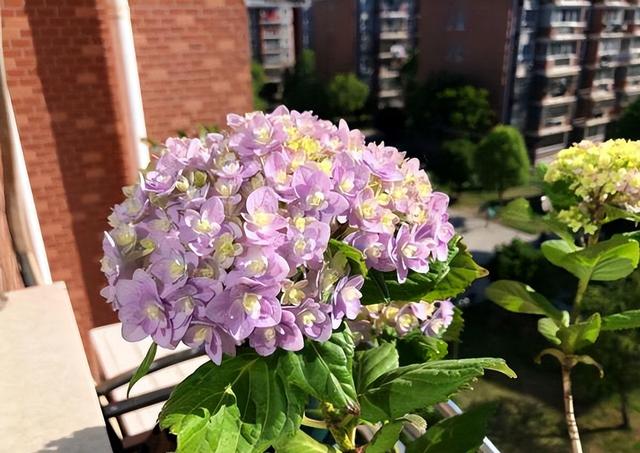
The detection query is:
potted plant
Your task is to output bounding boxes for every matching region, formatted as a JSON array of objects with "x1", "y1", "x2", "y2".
[{"x1": 101, "y1": 106, "x2": 514, "y2": 452}]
